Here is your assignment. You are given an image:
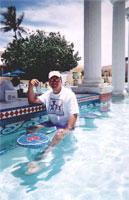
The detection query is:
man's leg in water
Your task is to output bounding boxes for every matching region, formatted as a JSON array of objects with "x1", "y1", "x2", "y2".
[{"x1": 25, "y1": 129, "x2": 69, "y2": 174}]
